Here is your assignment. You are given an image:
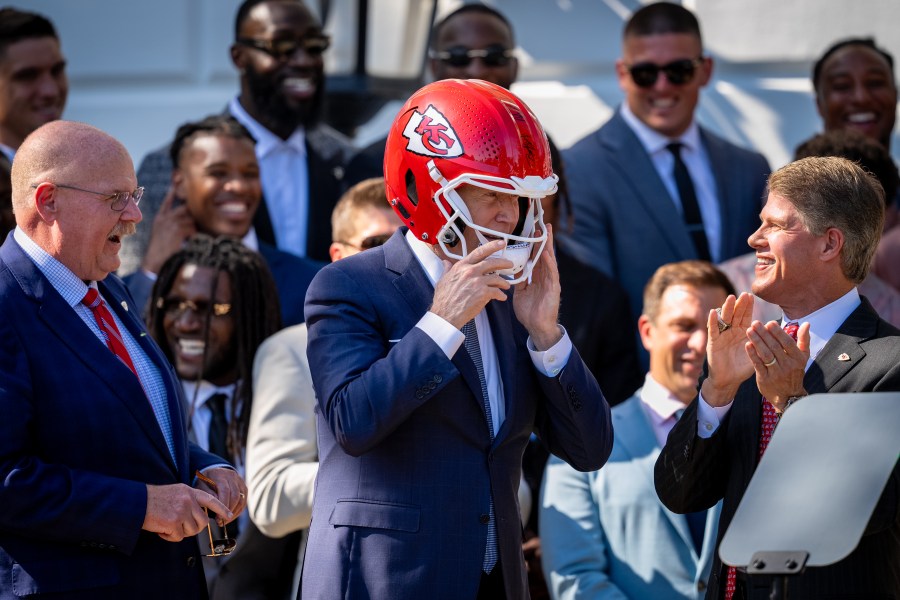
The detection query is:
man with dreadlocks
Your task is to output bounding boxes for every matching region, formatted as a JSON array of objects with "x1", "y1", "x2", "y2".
[{"x1": 147, "y1": 234, "x2": 297, "y2": 600}]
